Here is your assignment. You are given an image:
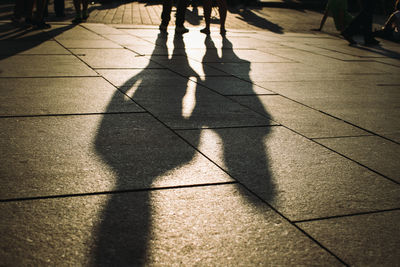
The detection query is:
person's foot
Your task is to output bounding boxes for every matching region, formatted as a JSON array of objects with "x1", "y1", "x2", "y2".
[
  {"x1": 220, "y1": 28, "x2": 226, "y2": 36},
  {"x1": 159, "y1": 24, "x2": 168, "y2": 33},
  {"x1": 35, "y1": 21, "x2": 51, "y2": 29},
  {"x1": 364, "y1": 38, "x2": 380, "y2": 46},
  {"x1": 11, "y1": 16, "x2": 24, "y2": 24},
  {"x1": 200, "y1": 27, "x2": 210, "y2": 35},
  {"x1": 341, "y1": 31, "x2": 357, "y2": 45},
  {"x1": 175, "y1": 26, "x2": 189, "y2": 34},
  {"x1": 23, "y1": 18, "x2": 34, "y2": 27},
  {"x1": 82, "y1": 11, "x2": 89, "y2": 20},
  {"x1": 72, "y1": 14, "x2": 82, "y2": 24}
]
